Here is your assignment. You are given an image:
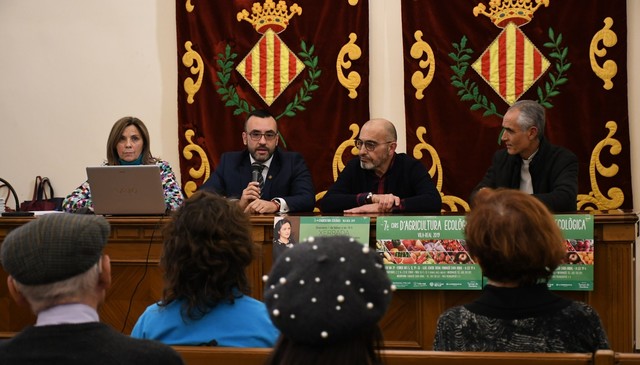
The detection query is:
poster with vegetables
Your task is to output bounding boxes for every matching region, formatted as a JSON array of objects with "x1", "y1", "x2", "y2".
[
  {"x1": 375, "y1": 216, "x2": 482, "y2": 290},
  {"x1": 548, "y1": 214, "x2": 594, "y2": 291},
  {"x1": 376, "y1": 214, "x2": 594, "y2": 291}
]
